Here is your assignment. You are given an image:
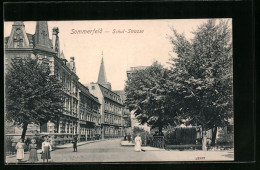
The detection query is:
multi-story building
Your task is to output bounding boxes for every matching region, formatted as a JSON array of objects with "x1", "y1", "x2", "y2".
[
  {"x1": 87, "y1": 56, "x2": 131, "y2": 139},
  {"x1": 4, "y1": 21, "x2": 101, "y2": 144},
  {"x1": 113, "y1": 90, "x2": 132, "y2": 134},
  {"x1": 78, "y1": 82, "x2": 101, "y2": 141}
]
